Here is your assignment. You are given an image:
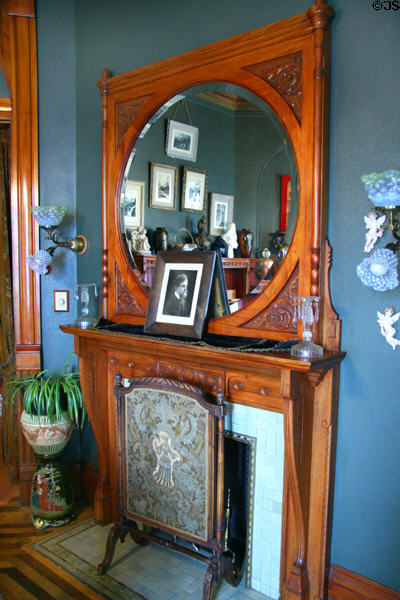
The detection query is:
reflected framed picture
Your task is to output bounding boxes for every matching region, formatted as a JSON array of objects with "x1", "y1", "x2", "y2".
[
  {"x1": 280, "y1": 175, "x2": 291, "y2": 232},
  {"x1": 144, "y1": 251, "x2": 216, "y2": 339},
  {"x1": 150, "y1": 162, "x2": 177, "y2": 210},
  {"x1": 120, "y1": 179, "x2": 144, "y2": 229},
  {"x1": 181, "y1": 167, "x2": 208, "y2": 214},
  {"x1": 165, "y1": 119, "x2": 199, "y2": 162},
  {"x1": 209, "y1": 193, "x2": 234, "y2": 236}
]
